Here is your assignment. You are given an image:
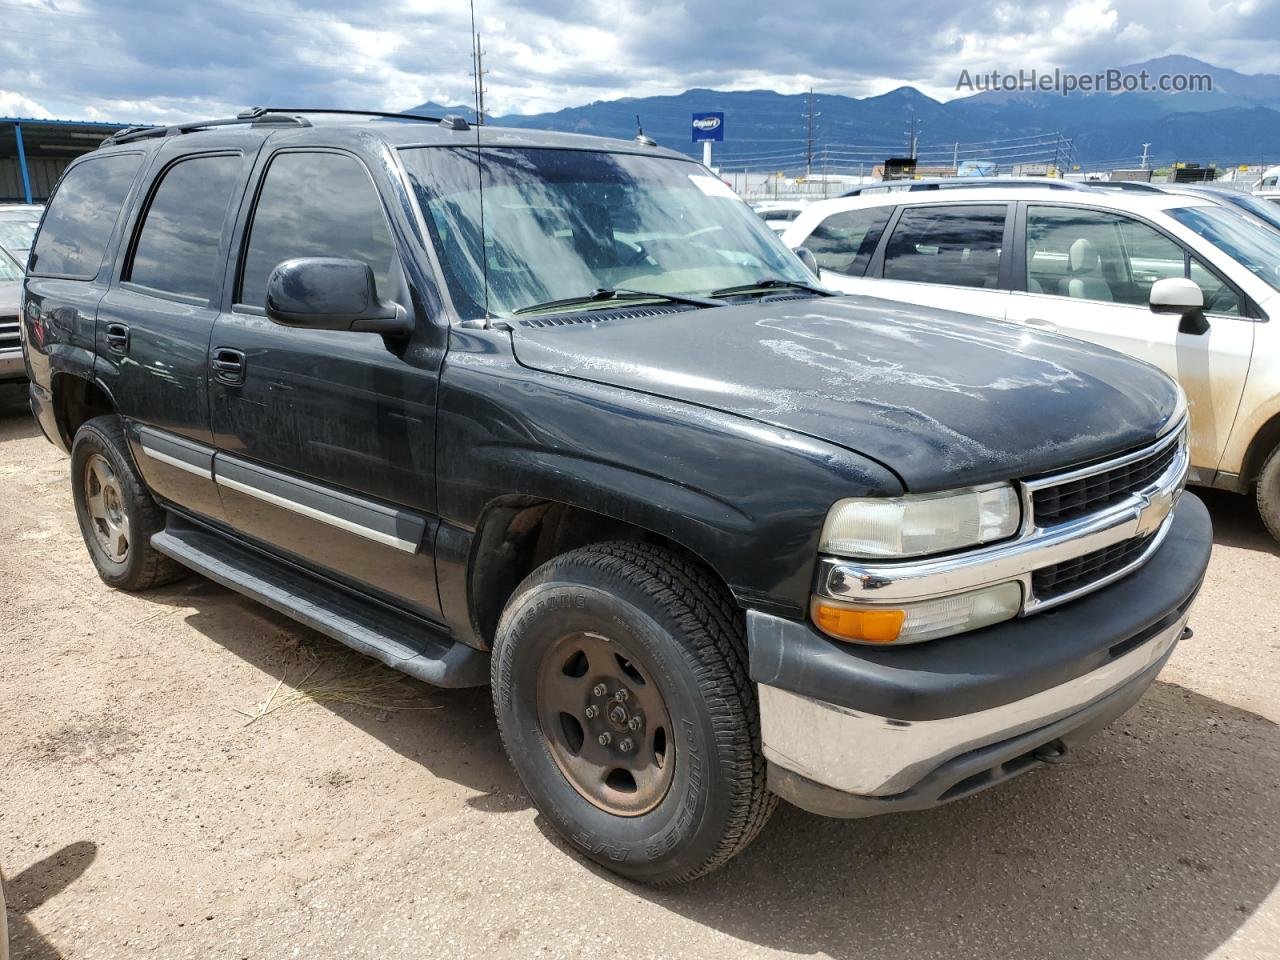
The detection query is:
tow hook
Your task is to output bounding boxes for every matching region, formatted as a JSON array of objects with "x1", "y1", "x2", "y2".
[{"x1": 1033, "y1": 739, "x2": 1068, "y2": 764}]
